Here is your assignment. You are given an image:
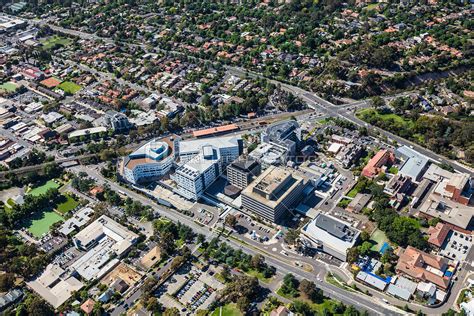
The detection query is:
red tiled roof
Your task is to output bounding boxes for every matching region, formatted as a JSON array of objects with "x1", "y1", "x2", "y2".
[
  {"x1": 40, "y1": 77, "x2": 61, "y2": 89},
  {"x1": 192, "y1": 123, "x2": 239, "y2": 137},
  {"x1": 427, "y1": 223, "x2": 450, "y2": 247},
  {"x1": 396, "y1": 246, "x2": 450, "y2": 289}
]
